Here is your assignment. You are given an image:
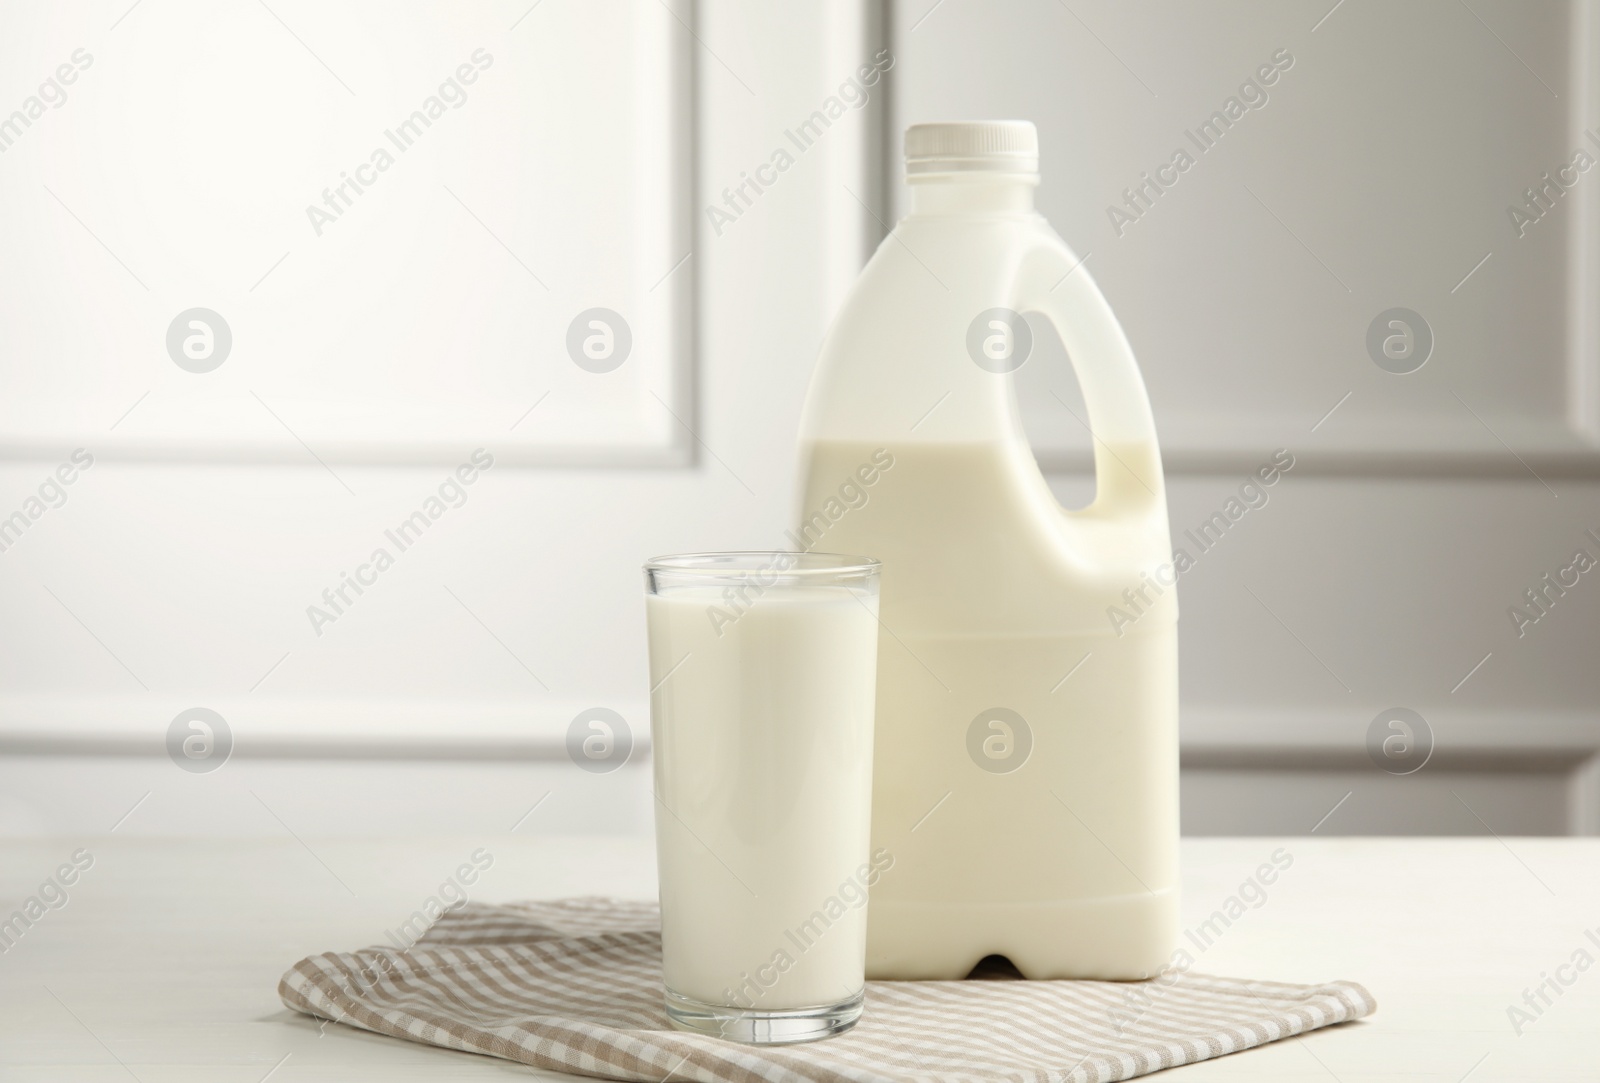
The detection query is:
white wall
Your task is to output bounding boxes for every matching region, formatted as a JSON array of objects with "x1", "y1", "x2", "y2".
[{"x1": 2, "y1": 0, "x2": 1596, "y2": 837}]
